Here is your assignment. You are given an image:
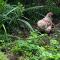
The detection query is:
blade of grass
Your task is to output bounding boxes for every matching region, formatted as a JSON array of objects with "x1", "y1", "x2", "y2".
[
  {"x1": 2, "y1": 24, "x2": 8, "y2": 40},
  {"x1": 17, "y1": 19, "x2": 34, "y2": 32}
]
